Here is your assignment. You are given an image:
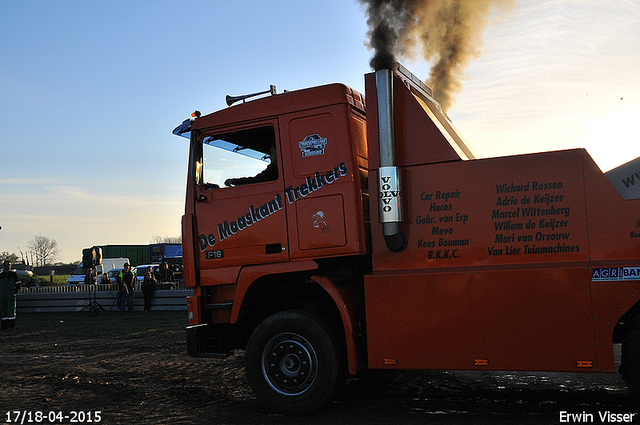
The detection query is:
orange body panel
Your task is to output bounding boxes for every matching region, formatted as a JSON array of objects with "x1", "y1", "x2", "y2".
[
  {"x1": 365, "y1": 148, "x2": 640, "y2": 372},
  {"x1": 311, "y1": 275, "x2": 366, "y2": 375},
  {"x1": 181, "y1": 214, "x2": 197, "y2": 288},
  {"x1": 229, "y1": 260, "x2": 318, "y2": 324},
  {"x1": 365, "y1": 267, "x2": 595, "y2": 371},
  {"x1": 369, "y1": 149, "x2": 590, "y2": 271},
  {"x1": 195, "y1": 176, "x2": 289, "y2": 268}
]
